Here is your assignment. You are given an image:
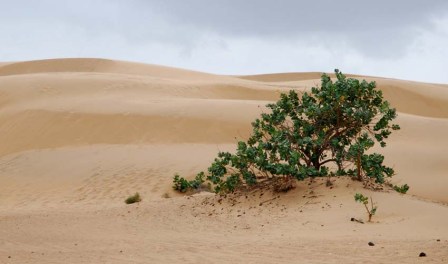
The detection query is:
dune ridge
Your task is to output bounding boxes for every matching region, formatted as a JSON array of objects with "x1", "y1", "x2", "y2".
[{"x1": 0, "y1": 58, "x2": 219, "y2": 80}]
